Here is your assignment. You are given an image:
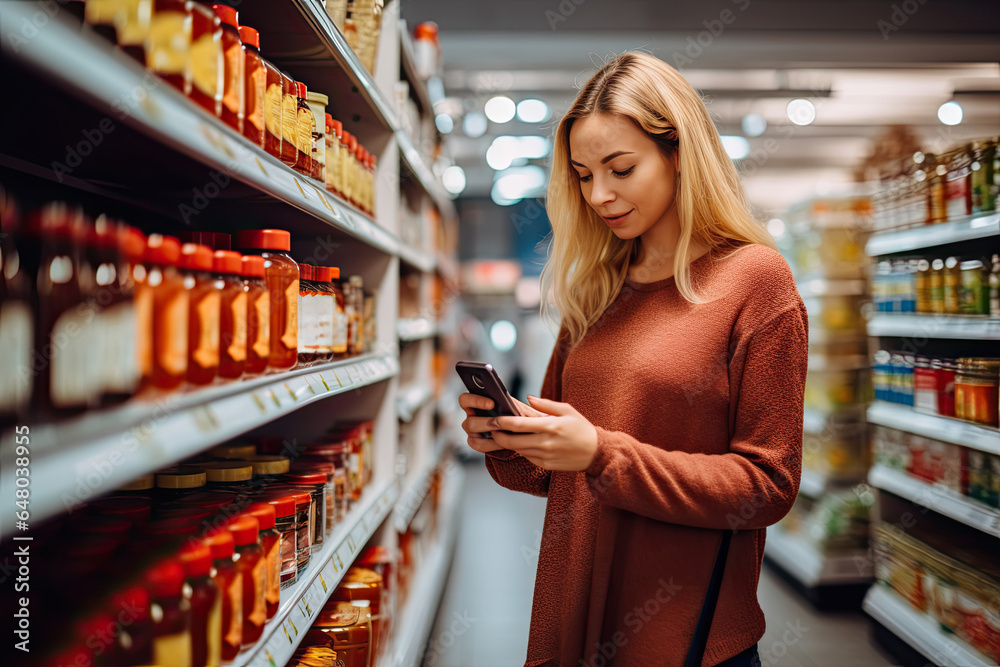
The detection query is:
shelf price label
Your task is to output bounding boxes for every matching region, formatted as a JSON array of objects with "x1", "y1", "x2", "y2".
[
  {"x1": 191, "y1": 405, "x2": 219, "y2": 432},
  {"x1": 265, "y1": 649, "x2": 276, "y2": 667},
  {"x1": 347, "y1": 536, "x2": 356, "y2": 552},
  {"x1": 282, "y1": 622, "x2": 293, "y2": 644},
  {"x1": 319, "y1": 572, "x2": 327, "y2": 593}
]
